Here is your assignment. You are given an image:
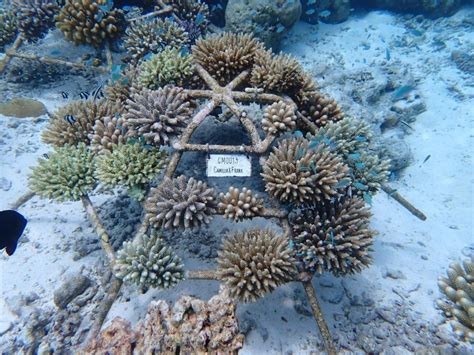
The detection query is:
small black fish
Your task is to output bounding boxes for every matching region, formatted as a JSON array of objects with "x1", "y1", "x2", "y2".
[
  {"x1": 0, "y1": 210, "x2": 27, "y2": 256},
  {"x1": 64, "y1": 115, "x2": 76, "y2": 125},
  {"x1": 61, "y1": 91, "x2": 69, "y2": 99},
  {"x1": 79, "y1": 91, "x2": 89, "y2": 100},
  {"x1": 43, "y1": 153, "x2": 49, "y2": 159},
  {"x1": 422, "y1": 154, "x2": 431, "y2": 164},
  {"x1": 91, "y1": 85, "x2": 104, "y2": 100}
]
